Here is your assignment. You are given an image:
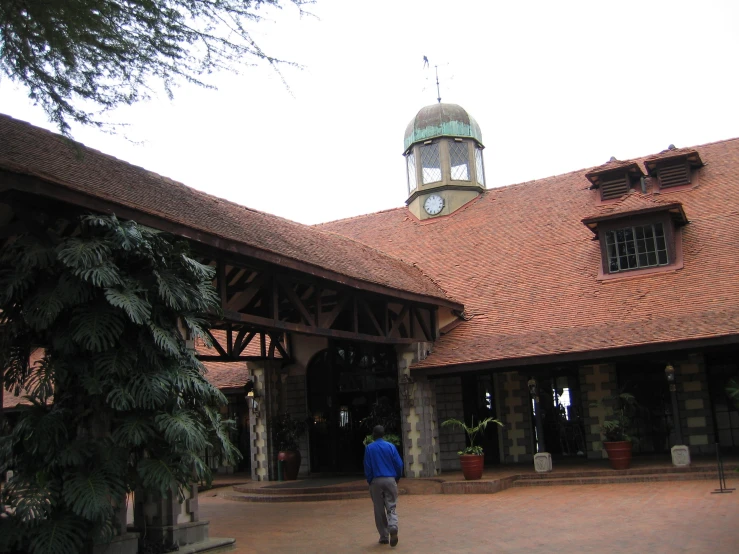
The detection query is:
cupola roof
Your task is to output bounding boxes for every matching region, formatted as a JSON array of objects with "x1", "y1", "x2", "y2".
[{"x1": 404, "y1": 103, "x2": 483, "y2": 151}]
